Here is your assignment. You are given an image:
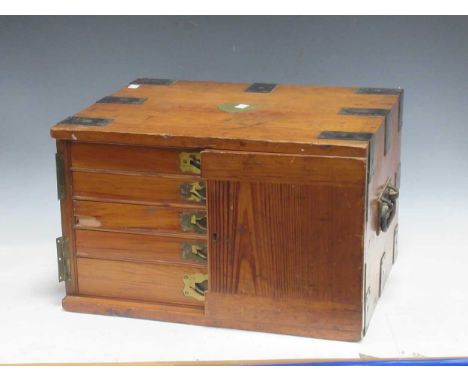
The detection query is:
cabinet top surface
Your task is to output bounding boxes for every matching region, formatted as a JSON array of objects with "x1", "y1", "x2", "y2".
[{"x1": 50, "y1": 79, "x2": 402, "y2": 156}]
